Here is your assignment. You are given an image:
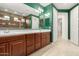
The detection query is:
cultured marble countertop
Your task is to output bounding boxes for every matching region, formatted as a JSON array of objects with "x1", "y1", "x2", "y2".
[{"x1": 0, "y1": 29, "x2": 51, "y2": 37}]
